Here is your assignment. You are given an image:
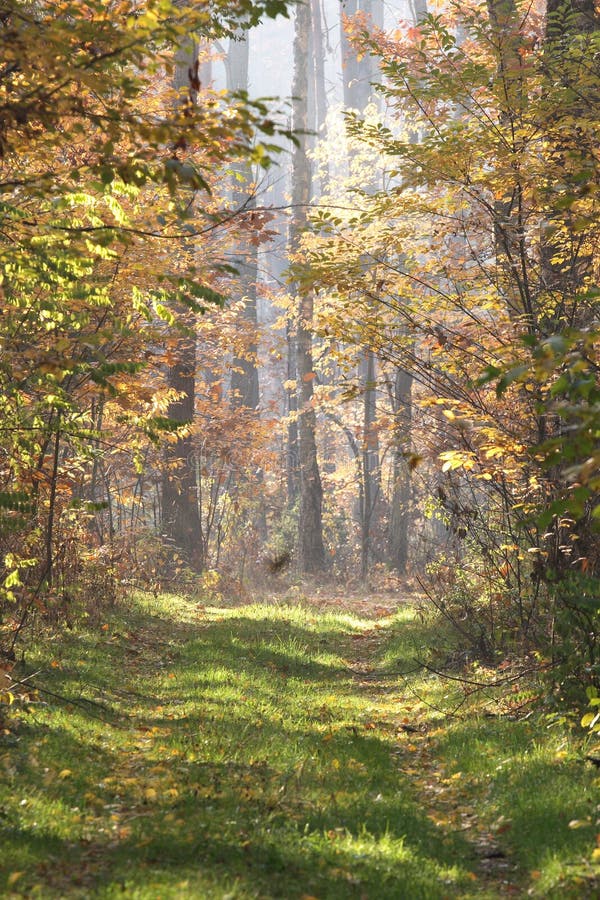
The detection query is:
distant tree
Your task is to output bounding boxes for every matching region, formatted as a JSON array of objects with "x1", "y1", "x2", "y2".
[
  {"x1": 290, "y1": 0, "x2": 327, "y2": 573},
  {"x1": 227, "y1": 28, "x2": 261, "y2": 413}
]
